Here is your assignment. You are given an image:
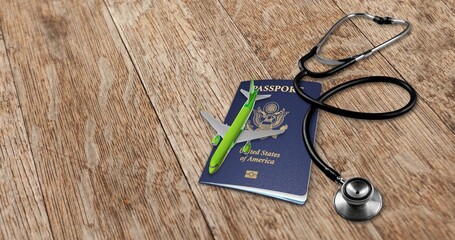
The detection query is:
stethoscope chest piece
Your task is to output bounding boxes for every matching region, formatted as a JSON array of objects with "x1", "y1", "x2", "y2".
[{"x1": 333, "y1": 178, "x2": 383, "y2": 221}]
